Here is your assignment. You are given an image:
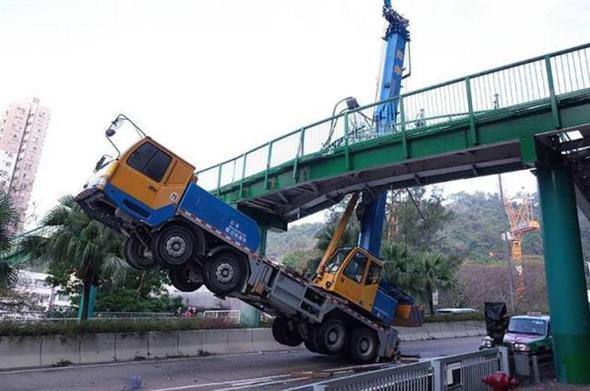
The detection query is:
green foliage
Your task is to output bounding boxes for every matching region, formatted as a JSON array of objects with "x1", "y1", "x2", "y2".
[
  {"x1": 18, "y1": 195, "x2": 183, "y2": 316},
  {"x1": 0, "y1": 192, "x2": 16, "y2": 290},
  {"x1": 380, "y1": 241, "x2": 461, "y2": 315},
  {"x1": 387, "y1": 187, "x2": 454, "y2": 253},
  {"x1": 267, "y1": 223, "x2": 323, "y2": 261},
  {"x1": 281, "y1": 249, "x2": 321, "y2": 275},
  {"x1": 0, "y1": 318, "x2": 242, "y2": 337}
]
